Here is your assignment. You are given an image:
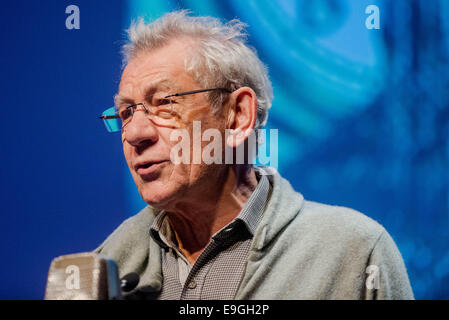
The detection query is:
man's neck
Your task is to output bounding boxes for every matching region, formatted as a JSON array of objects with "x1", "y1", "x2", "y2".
[{"x1": 165, "y1": 165, "x2": 258, "y2": 264}]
